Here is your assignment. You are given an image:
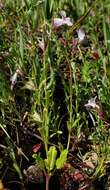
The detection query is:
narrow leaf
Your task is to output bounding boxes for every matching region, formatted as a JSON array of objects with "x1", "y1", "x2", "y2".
[{"x1": 19, "y1": 27, "x2": 24, "y2": 60}]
